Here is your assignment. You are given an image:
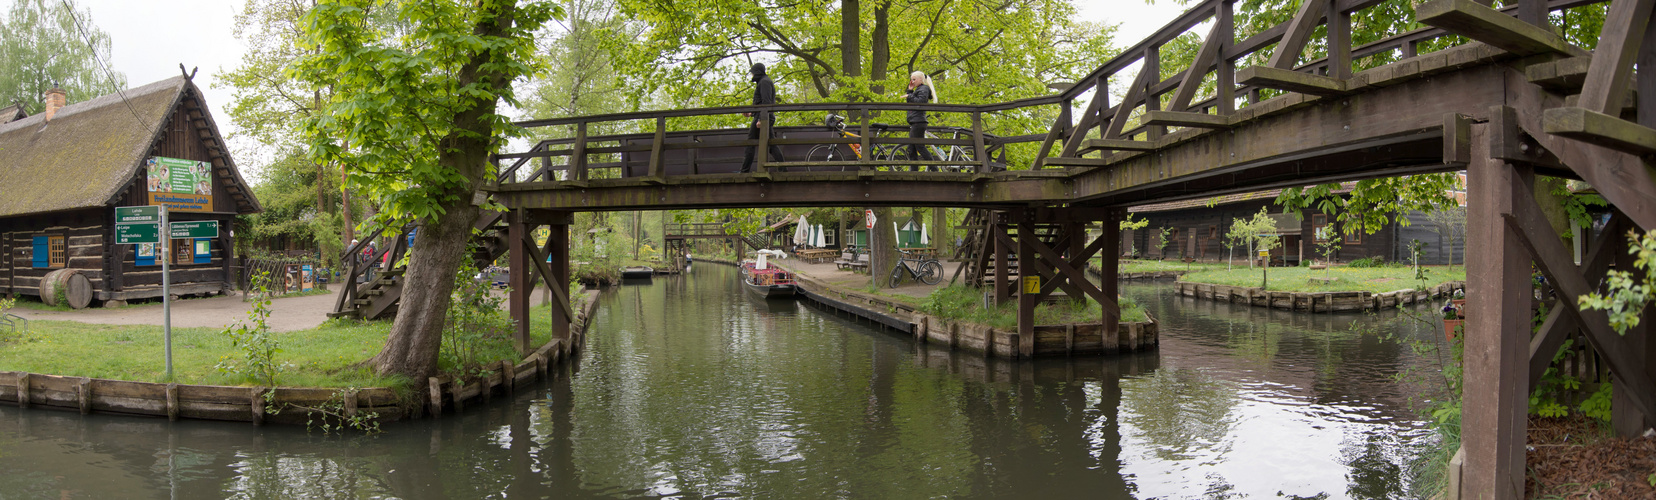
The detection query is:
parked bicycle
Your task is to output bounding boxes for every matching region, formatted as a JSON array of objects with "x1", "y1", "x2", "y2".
[
  {"x1": 921, "y1": 128, "x2": 976, "y2": 172},
  {"x1": 888, "y1": 249, "x2": 943, "y2": 288},
  {"x1": 807, "y1": 112, "x2": 909, "y2": 167}
]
